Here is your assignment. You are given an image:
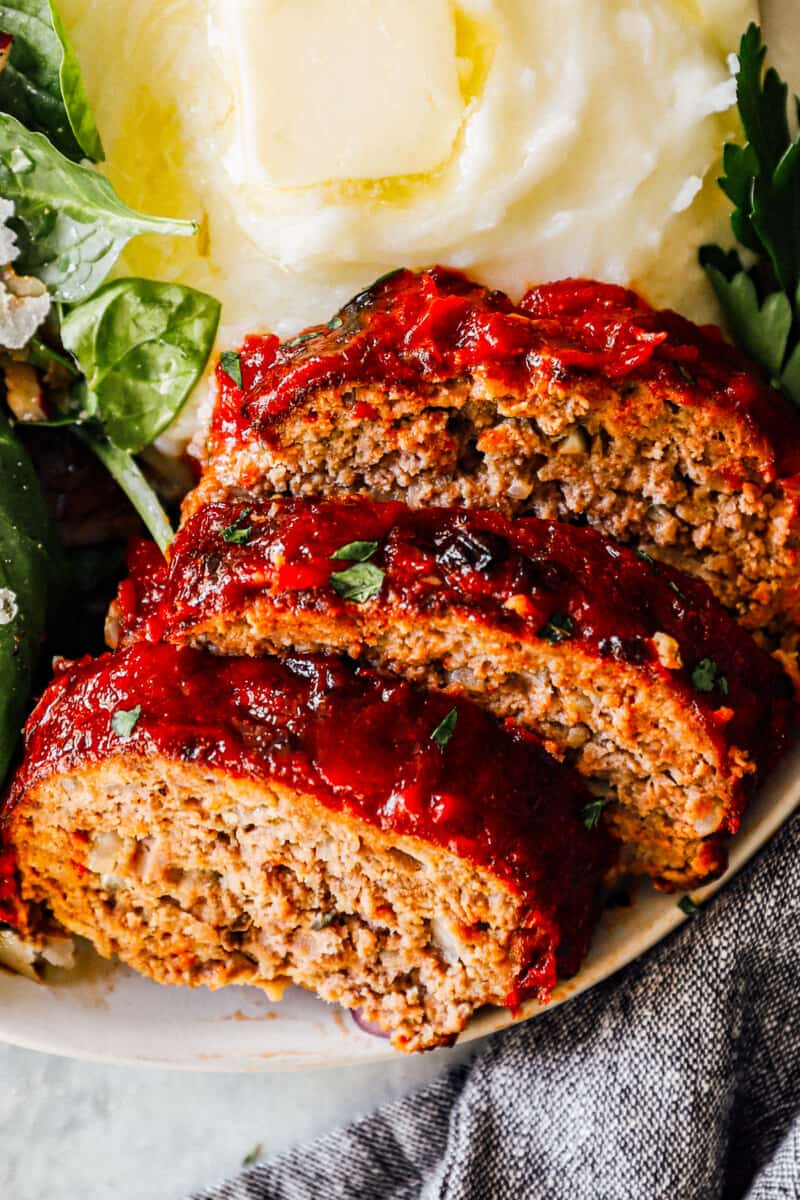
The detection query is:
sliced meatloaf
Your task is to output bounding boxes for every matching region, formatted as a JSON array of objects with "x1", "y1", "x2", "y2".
[
  {"x1": 111, "y1": 500, "x2": 797, "y2": 890},
  {"x1": 2, "y1": 643, "x2": 612, "y2": 1052},
  {"x1": 188, "y1": 268, "x2": 800, "y2": 641}
]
